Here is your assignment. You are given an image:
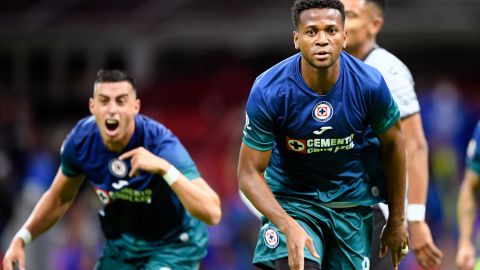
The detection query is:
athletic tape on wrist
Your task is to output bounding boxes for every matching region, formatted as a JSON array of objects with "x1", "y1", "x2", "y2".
[
  {"x1": 163, "y1": 165, "x2": 180, "y2": 186},
  {"x1": 407, "y1": 204, "x2": 426, "y2": 221},
  {"x1": 15, "y1": 228, "x2": 32, "y2": 245}
]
